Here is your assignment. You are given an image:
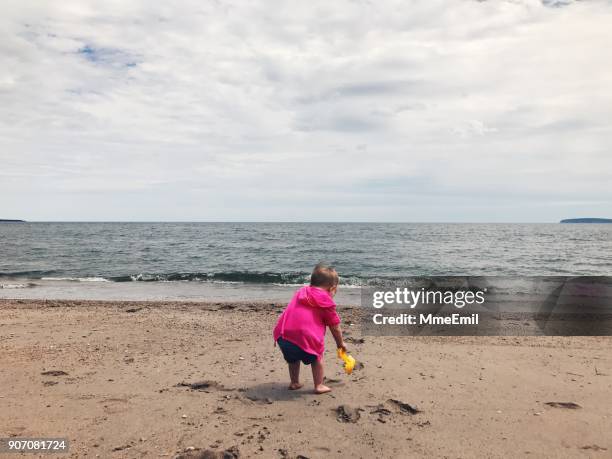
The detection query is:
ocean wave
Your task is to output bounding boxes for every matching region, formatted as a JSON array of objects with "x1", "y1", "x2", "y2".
[
  {"x1": 2, "y1": 270, "x2": 369, "y2": 286},
  {"x1": 0, "y1": 282, "x2": 36, "y2": 289},
  {"x1": 109, "y1": 271, "x2": 315, "y2": 284},
  {"x1": 123, "y1": 271, "x2": 367, "y2": 286},
  {"x1": 40, "y1": 277, "x2": 110, "y2": 282}
]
